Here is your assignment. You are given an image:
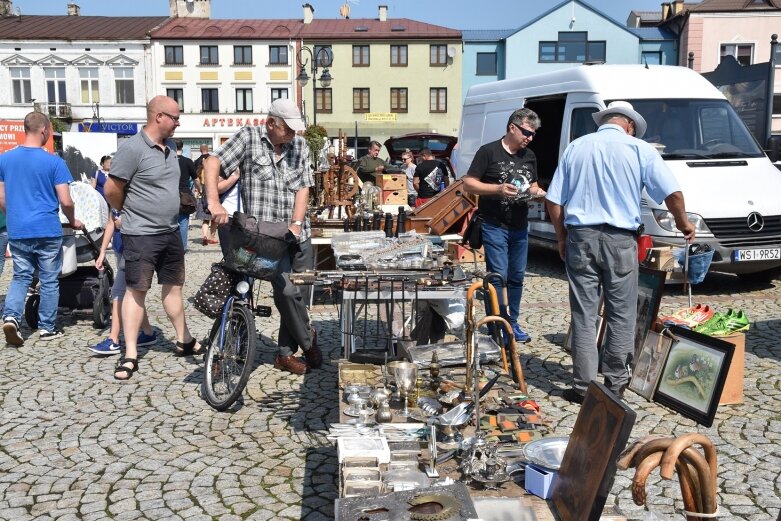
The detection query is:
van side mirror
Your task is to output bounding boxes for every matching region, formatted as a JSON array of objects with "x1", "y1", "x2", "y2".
[{"x1": 767, "y1": 136, "x2": 781, "y2": 163}]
